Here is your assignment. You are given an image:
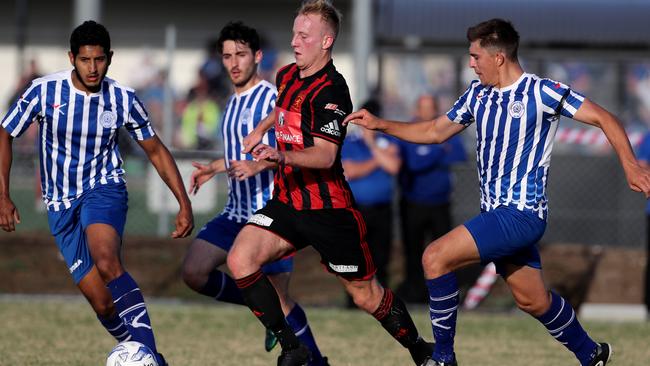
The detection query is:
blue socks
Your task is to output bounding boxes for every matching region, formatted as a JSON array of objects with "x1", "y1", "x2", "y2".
[
  {"x1": 108, "y1": 272, "x2": 162, "y2": 364},
  {"x1": 536, "y1": 292, "x2": 598, "y2": 366},
  {"x1": 199, "y1": 270, "x2": 245, "y2": 305},
  {"x1": 97, "y1": 313, "x2": 130, "y2": 342},
  {"x1": 426, "y1": 272, "x2": 459, "y2": 363},
  {"x1": 286, "y1": 304, "x2": 325, "y2": 365}
]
